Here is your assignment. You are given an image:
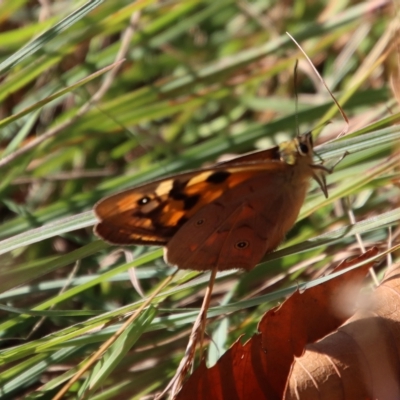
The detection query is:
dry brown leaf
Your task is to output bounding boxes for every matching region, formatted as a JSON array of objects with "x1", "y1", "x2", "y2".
[
  {"x1": 176, "y1": 248, "x2": 379, "y2": 400},
  {"x1": 285, "y1": 252, "x2": 400, "y2": 399}
]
